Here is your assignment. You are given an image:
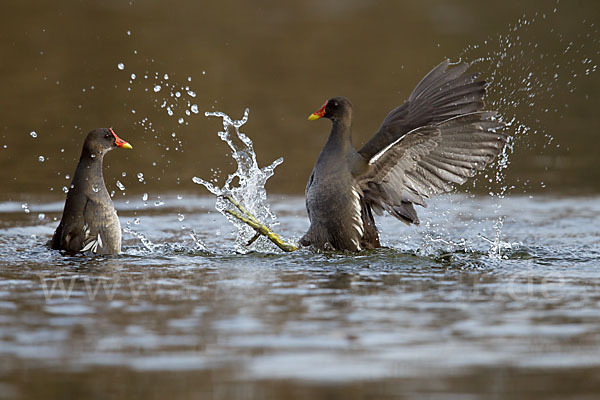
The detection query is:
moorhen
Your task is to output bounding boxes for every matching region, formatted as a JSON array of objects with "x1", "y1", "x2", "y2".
[
  {"x1": 50, "y1": 128, "x2": 132, "y2": 254},
  {"x1": 300, "y1": 60, "x2": 508, "y2": 251}
]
